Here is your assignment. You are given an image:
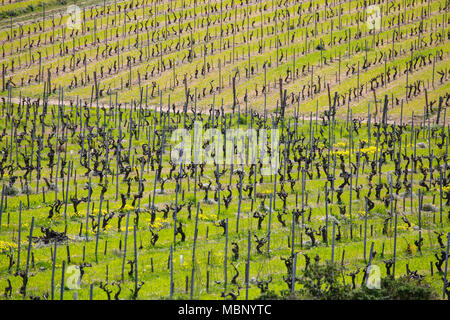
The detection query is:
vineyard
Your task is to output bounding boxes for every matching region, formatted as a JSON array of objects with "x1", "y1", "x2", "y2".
[{"x1": 0, "y1": 0, "x2": 449, "y2": 300}]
